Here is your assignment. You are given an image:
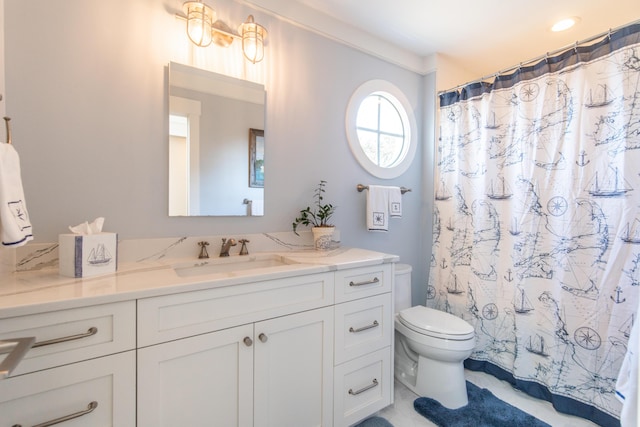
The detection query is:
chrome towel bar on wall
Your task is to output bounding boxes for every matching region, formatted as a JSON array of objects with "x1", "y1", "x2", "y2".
[{"x1": 356, "y1": 184, "x2": 411, "y2": 194}]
